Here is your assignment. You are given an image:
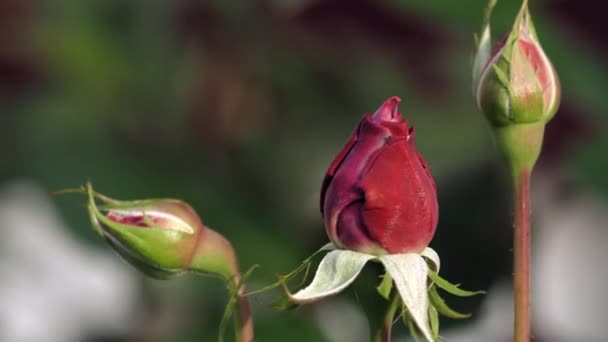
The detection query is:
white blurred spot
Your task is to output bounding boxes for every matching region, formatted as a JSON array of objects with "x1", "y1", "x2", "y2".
[
  {"x1": 0, "y1": 181, "x2": 140, "y2": 342},
  {"x1": 315, "y1": 298, "x2": 369, "y2": 342},
  {"x1": 533, "y1": 181, "x2": 608, "y2": 341}
]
